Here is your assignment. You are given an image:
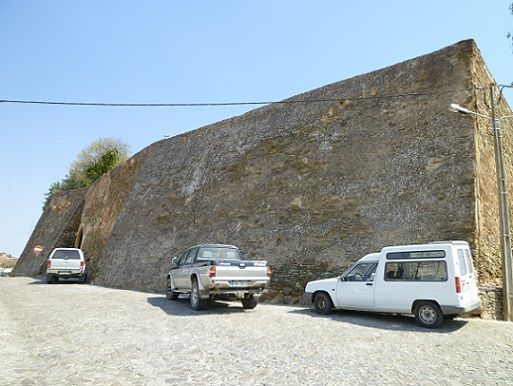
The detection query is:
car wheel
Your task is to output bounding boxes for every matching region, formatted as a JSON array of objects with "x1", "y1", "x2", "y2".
[
  {"x1": 414, "y1": 301, "x2": 443, "y2": 328},
  {"x1": 314, "y1": 292, "x2": 333, "y2": 315},
  {"x1": 46, "y1": 275, "x2": 54, "y2": 284},
  {"x1": 241, "y1": 294, "x2": 258, "y2": 309},
  {"x1": 190, "y1": 279, "x2": 206, "y2": 310},
  {"x1": 166, "y1": 277, "x2": 179, "y2": 301},
  {"x1": 80, "y1": 272, "x2": 88, "y2": 284}
]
